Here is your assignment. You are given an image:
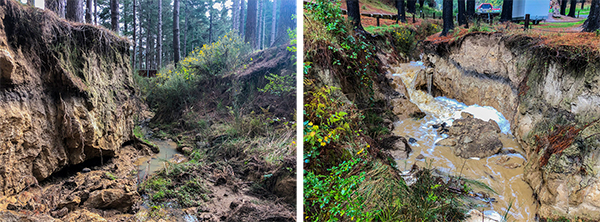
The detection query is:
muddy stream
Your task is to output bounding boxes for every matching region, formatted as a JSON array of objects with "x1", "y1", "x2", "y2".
[
  {"x1": 133, "y1": 127, "x2": 180, "y2": 181},
  {"x1": 391, "y1": 62, "x2": 535, "y2": 221}
]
